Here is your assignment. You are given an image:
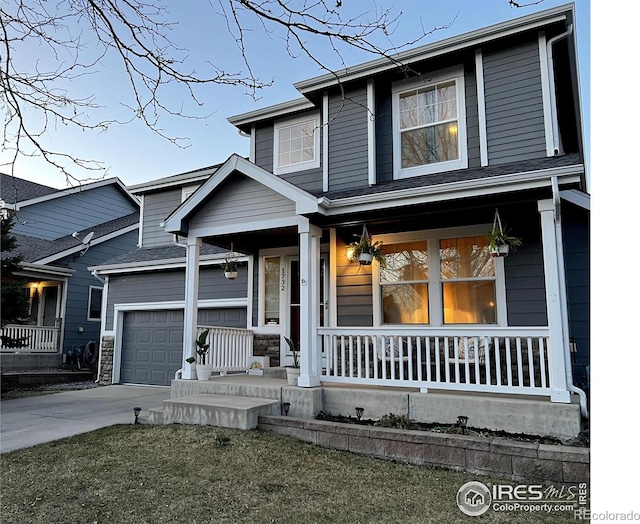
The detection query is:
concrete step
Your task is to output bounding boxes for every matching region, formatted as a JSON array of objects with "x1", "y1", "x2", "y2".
[{"x1": 162, "y1": 394, "x2": 281, "y2": 430}]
